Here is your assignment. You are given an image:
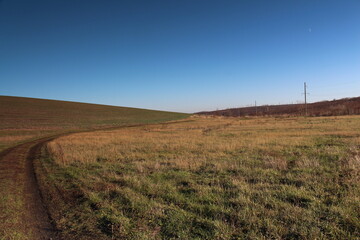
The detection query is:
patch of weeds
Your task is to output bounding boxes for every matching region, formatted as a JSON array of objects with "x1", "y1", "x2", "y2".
[
  {"x1": 315, "y1": 136, "x2": 345, "y2": 148},
  {"x1": 160, "y1": 208, "x2": 192, "y2": 239},
  {"x1": 196, "y1": 162, "x2": 219, "y2": 175},
  {"x1": 178, "y1": 181, "x2": 197, "y2": 196},
  {"x1": 97, "y1": 213, "x2": 131, "y2": 237},
  {"x1": 279, "y1": 177, "x2": 304, "y2": 187},
  {"x1": 276, "y1": 190, "x2": 312, "y2": 208},
  {"x1": 190, "y1": 217, "x2": 217, "y2": 239}
]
